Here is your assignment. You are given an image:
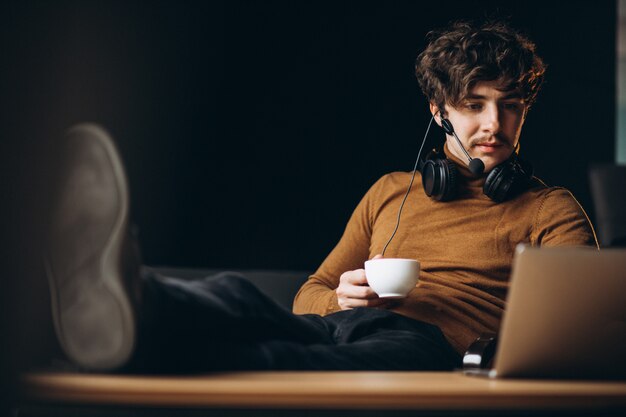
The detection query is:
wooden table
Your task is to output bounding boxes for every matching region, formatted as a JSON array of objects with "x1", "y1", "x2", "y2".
[{"x1": 17, "y1": 371, "x2": 626, "y2": 416}]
